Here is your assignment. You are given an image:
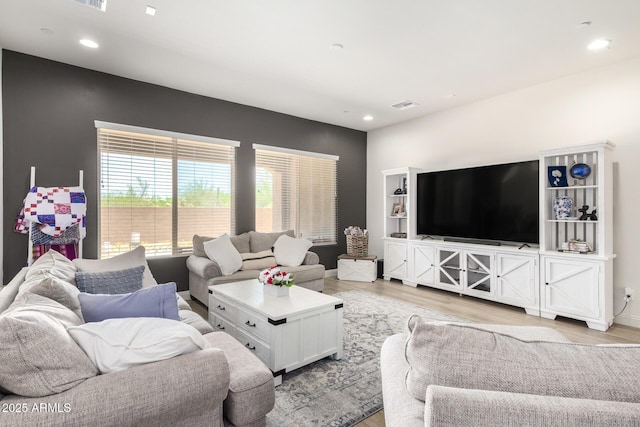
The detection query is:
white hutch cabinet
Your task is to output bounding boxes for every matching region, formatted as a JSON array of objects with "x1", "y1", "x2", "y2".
[
  {"x1": 382, "y1": 167, "x2": 419, "y2": 281},
  {"x1": 539, "y1": 142, "x2": 615, "y2": 331}
]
